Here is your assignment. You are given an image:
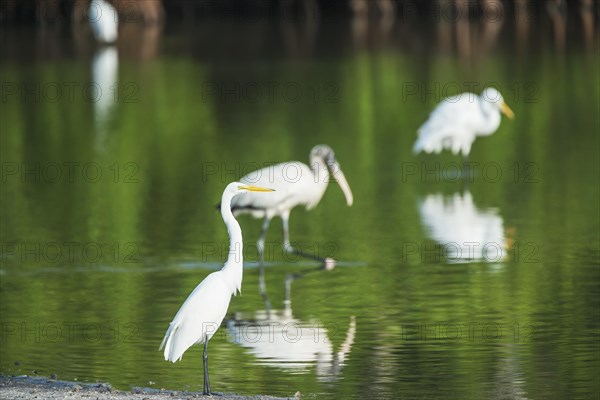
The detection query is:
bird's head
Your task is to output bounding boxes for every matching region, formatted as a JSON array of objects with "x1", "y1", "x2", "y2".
[
  {"x1": 481, "y1": 87, "x2": 515, "y2": 120},
  {"x1": 310, "y1": 144, "x2": 335, "y2": 163},
  {"x1": 309, "y1": 145, "x2": 354, "y2": 207}
]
